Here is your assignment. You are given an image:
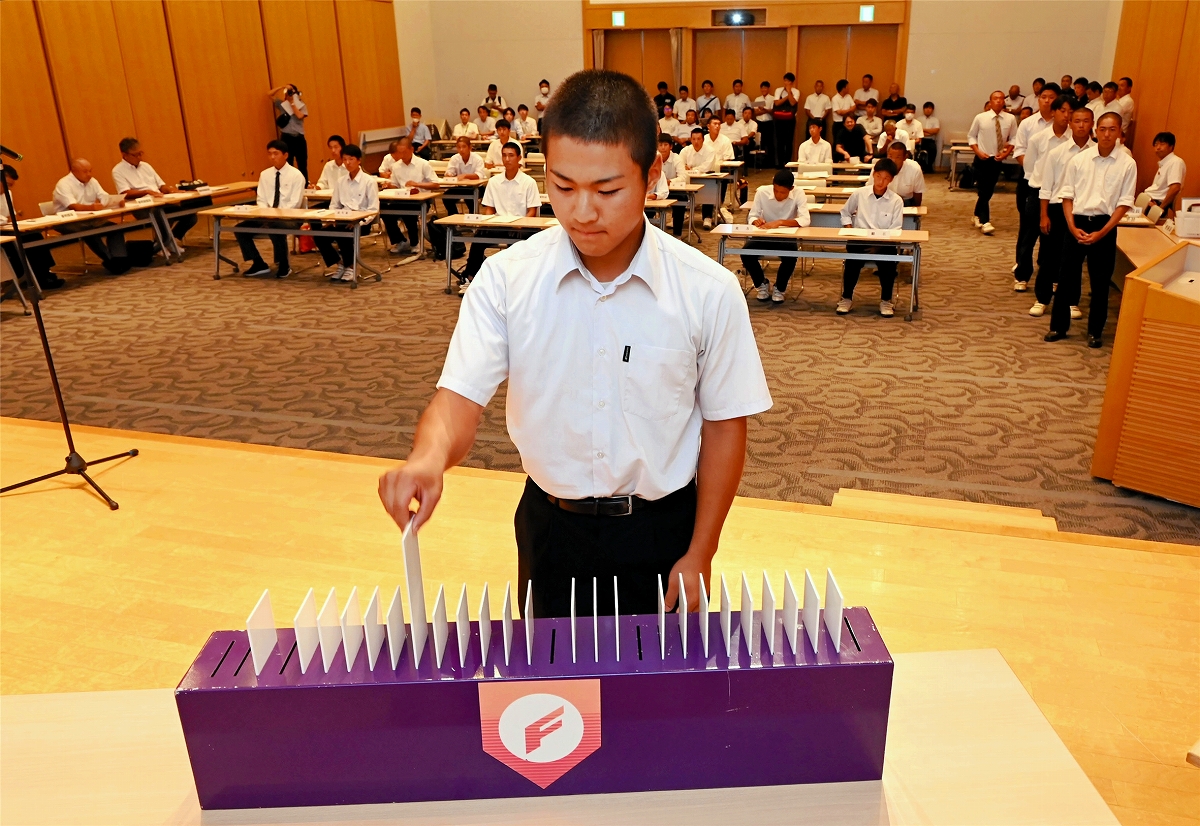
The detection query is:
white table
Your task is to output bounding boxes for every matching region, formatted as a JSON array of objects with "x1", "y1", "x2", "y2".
[{"x1": 0, "y1": 649, "x2": 1116, "y2": 825}]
